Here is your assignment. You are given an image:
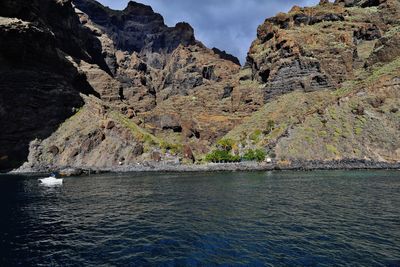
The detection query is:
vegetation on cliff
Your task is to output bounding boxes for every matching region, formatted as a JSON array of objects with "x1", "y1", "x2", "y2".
[{"x1": 223, "y1": 0, "x2": 400, "y2": 164}]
